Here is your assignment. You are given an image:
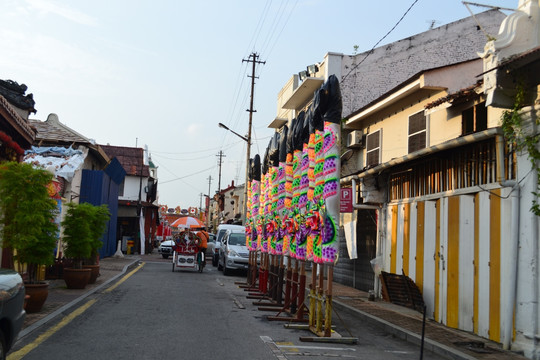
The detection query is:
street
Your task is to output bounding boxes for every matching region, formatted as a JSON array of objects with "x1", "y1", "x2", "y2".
[{"x1": 9, "y1": 254, "x2": 446, "y2": 360}]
